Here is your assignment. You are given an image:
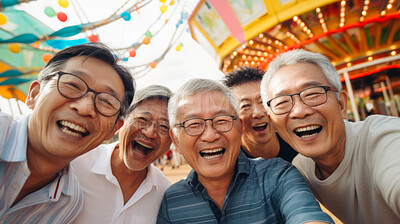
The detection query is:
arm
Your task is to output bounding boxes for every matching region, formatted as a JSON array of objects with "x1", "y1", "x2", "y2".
[
  {"x1": 368, "y1": 116, "x2": 400, "y2": 217},
  {"x1": 270, "y1": 160, "x2": 334, "y2": 224}
]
